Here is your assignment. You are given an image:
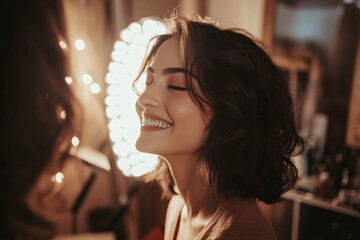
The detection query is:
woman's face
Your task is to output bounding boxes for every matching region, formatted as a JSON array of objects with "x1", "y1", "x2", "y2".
[{"x1": 136, "y1": 39, "x2": 209, "y2": 159}]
